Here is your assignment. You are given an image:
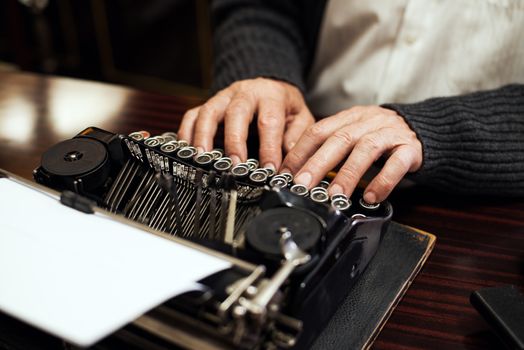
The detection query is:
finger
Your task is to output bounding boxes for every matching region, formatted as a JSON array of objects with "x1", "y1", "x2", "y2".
[
  {"x1": 280, "y1": 114, "x2": 350, "y2": 174},
  {"x1": 257, "y1": 98, "x2": 286, "y2": 170},
  {"x1": 329, "y1": 128, "x2": 399, "y2": 196},
  {"x1": 283, "y1": 109, "x2": 315, "y2": 152},
  {"x1": 193, "y1": 94, "x2": 231, "y2": 151},
  {"x1": 178, "y1": 107, "x2": 200, "y2": 144},
  {"x1": 224, "y1": 92, "x2": 256, "y2": 163},
  {"x1": 292, "y1": 124, "x2": 358, "y2": 188},
  {"x1": 364, "y1": 146, "x2": 417, "y2": 203}
]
